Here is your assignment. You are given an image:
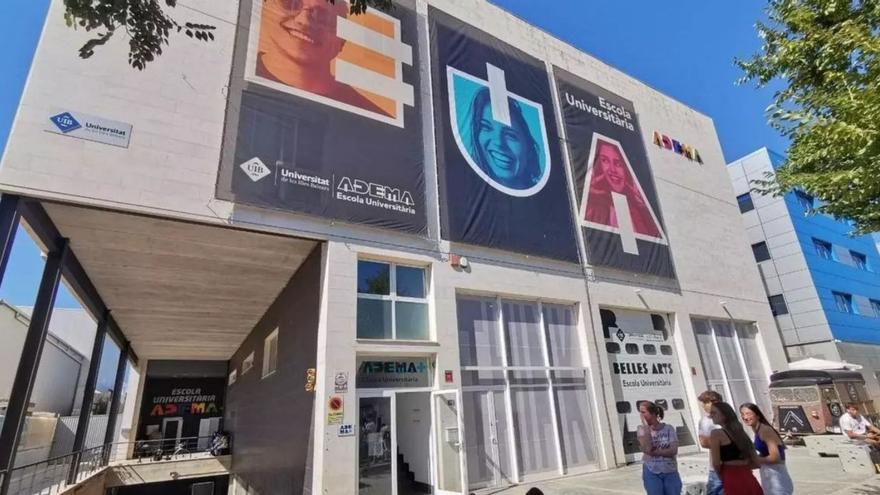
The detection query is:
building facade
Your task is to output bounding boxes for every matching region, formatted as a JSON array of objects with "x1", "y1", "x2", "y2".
[
  {"x1": 728, "y1": 148, "x2": 880, "y2": 399},
  {"x1": 0, "y1": 0, "x2": 788, "y2": 493}
]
